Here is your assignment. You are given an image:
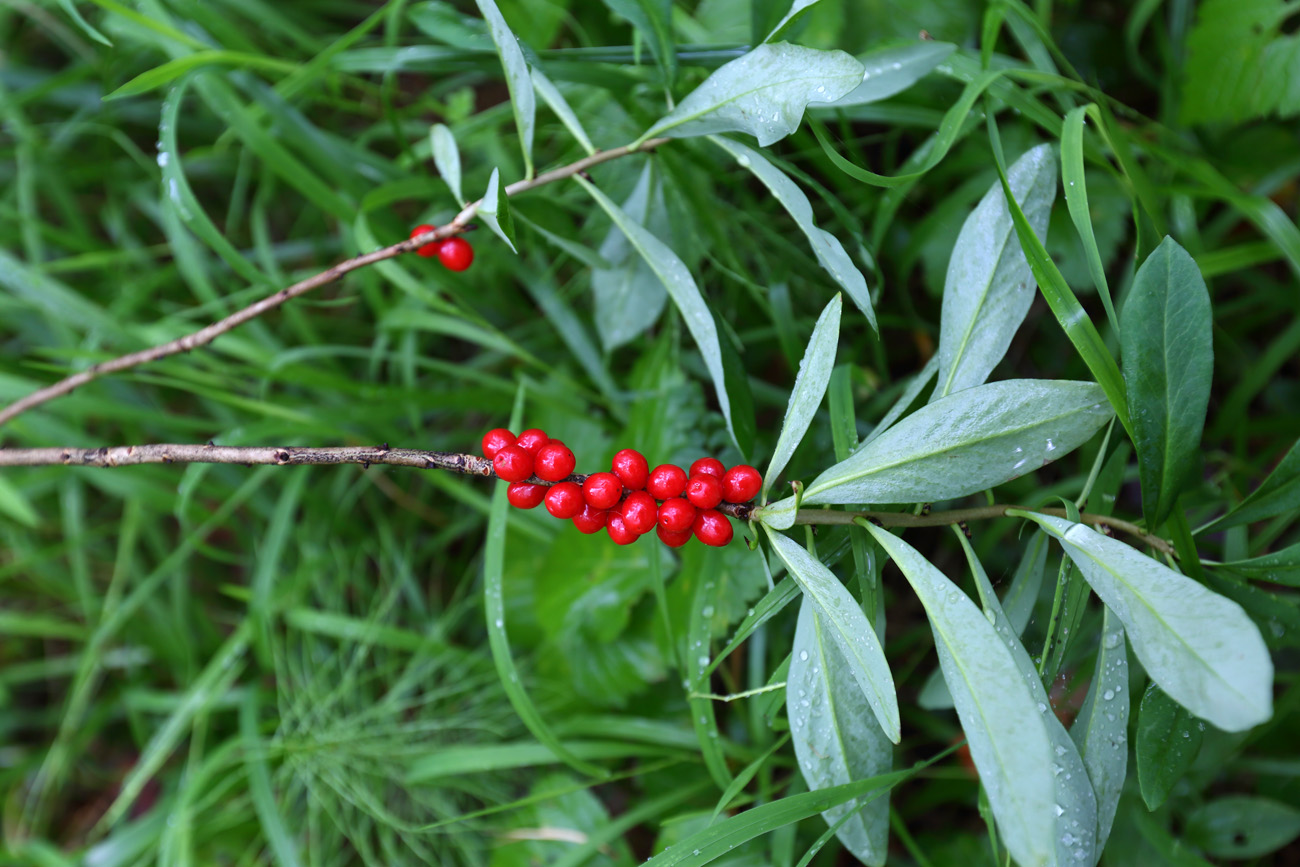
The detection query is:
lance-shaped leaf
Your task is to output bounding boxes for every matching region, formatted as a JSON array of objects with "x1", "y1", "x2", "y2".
[
  {"x1": 933, "y1": 143, "x2": 1057, "y2": 400},
  {"x1": 1069, "y1": 606, "x2": 1129, "y2": 855},
  {"x1": 823, "y1": 41, "x2": 957, "y2": 108},
  {"x1": 710, "y1": 137, "x2": 875, "y2": 329},
  {"x1": 1017, "y1": 512, "x2": 1273, "y2": 732},
  {"x1": 429, "y1": 123, "x2": 463, "y2": 205},
  {"x1": 1121, "y1": 236, "x2": 1213, "y2": 528},
  {"x1": 764, "y1": 294, "x2": 841, "y2": 498},
  {"x1": 601, "y1": 0, "x2": 675, "y2": 83},
  {"x1": 1201, "y1": 438, "x2": 1300, "y2": 533},
  {"x1": 765, "y1": 0, "x2": 821, "y2": 42},
  {"x1": 760, "y1": 380, "x2": 1112, "y2": 529},
  {"x1": 576, "y1": 176, "x2": 736, "y2": 446},
  {"x1": 1135, "y1": 682, "x2": 1202, "y2": 812},
  {"x1": 765, "y1": 529, "x2": 900, "y2": 743},
  {"x1": 477, "y1": 168, "x2": 517, "y2": 253},
  {"x1": 531, "y1": 68, "x2": 596, "y2": 156},
  {"x1": 1219, "y1": 542, "x2": 1300, "y2": 586},
  {"x1": 590, "y1": 164, "x2": 669, "y2": 350},
  {"x1": 639, "y1": 43, "x2": 864, "y2": 147},
  {"x1": 473, "y1": 0, "x2": 535, "y2": 176},
  {"x1": 862, "y1": 523, "x2": 1059, "y2": 867},
  {"x1": 788, "y1": 598, "x2": 891, "y2": 866}
]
